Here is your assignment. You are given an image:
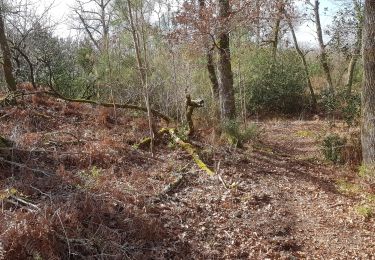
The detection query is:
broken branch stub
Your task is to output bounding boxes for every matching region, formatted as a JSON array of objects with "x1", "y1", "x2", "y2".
[{"x1": 186, "y1": 94, "x2": 204, "y2": 136}]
